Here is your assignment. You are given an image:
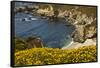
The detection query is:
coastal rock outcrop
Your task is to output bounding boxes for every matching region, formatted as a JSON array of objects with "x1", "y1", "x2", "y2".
[
  {"x1": 70, "y1": 12, "x2": 96, "y2": 42},
  {"x1": 15, "y1": 36, "x2": 44, "y2": 51},
  {"x1": 26, "y1": 36, "x2": 44, "y2": 48}
]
